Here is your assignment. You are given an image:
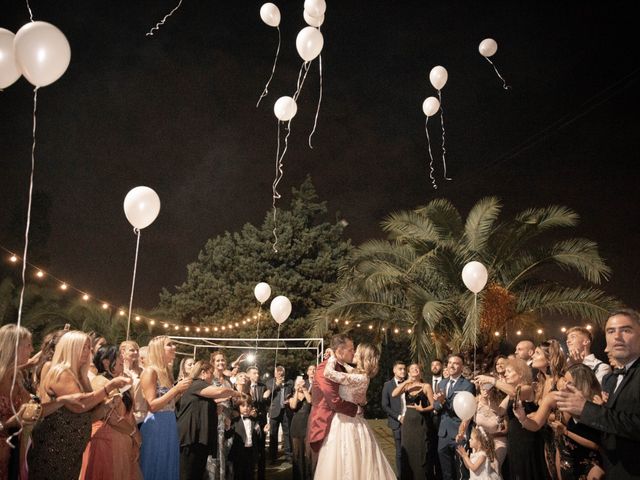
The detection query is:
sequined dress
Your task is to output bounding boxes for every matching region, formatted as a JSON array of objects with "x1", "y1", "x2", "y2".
[{"x1": 140, "y1": 383, "x2": 179, "y2": 479}]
